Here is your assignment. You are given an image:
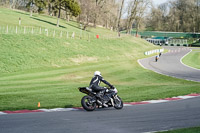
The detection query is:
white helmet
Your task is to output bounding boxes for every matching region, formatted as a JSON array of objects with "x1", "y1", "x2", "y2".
[{"x1": 94, "y1": 71, "x2": 101, "y2": 76}]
